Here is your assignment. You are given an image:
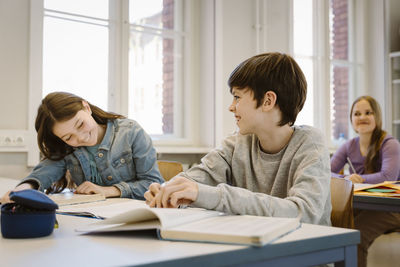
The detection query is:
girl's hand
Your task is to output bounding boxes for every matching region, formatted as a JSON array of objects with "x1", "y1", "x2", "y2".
[
  {"x1": 147, "y1": 176, "x2": 198, "y2": 208},
  {"x1": 0, "y1": 183, "x2": 34, "y2": 204},
  {"x1": 345, "y1": 174, "x2": 365, "y2": 183},
  {"x1": 75, "y1": 181, "x2": 121, "y2": 197}
]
